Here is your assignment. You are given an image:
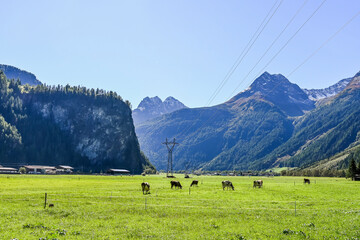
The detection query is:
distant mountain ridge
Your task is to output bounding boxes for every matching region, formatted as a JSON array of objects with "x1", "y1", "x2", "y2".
[
  {"x1": 303, "y1": 77, "x2": 352, "y2": 101},
  {"x1": 132, "y1": 96, "x2": 187, "y2": 125},
  {"x1": 0, "y1": 64, "x2": 41, "y2": 85}
]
